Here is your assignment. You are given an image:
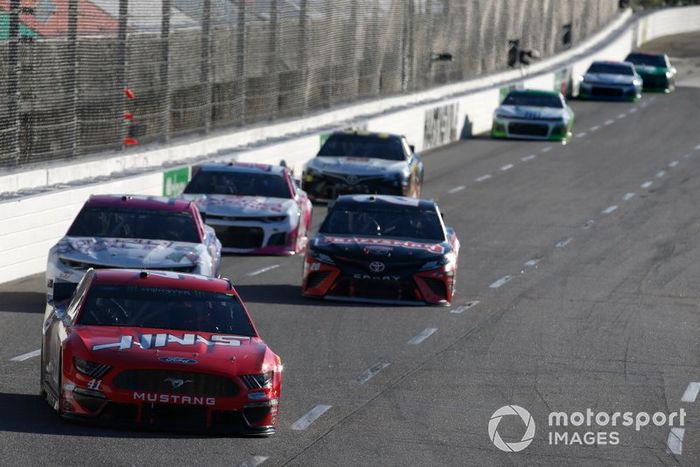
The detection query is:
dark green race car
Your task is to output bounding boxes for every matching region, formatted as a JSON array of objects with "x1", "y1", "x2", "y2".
[{"x1": 625, "y1": 52, "x2": 676, "y2": 93}]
